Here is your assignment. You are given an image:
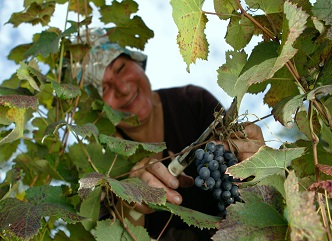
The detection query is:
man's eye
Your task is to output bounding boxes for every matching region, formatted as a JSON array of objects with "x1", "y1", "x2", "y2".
[{"x1": 117, "y1": 64, "x2": 124, "y2": 74}]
